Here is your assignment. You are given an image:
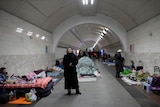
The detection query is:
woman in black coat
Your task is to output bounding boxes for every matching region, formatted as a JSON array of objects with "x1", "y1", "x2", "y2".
[{"x1": 63, "y1": 48, "x2": 81, "y2": 95}]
